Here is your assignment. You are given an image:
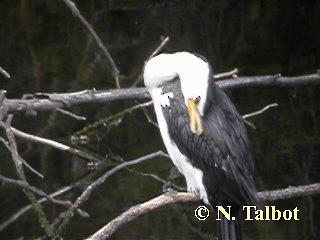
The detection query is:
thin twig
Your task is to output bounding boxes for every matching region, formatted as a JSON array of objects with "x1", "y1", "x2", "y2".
[
  {"x1": 2, "y1": 120, "x2": 54, "y2": 237},
  {"x1": 0, "y1": 136, "x2": 44, "y2": 178},
  {"x1": 131, "y1": 36, "x2": 170, "y2": 87},
  {"x1": 0, "y1": 175, "x2": 89, "y2": 218},
  {"x1": 242, "y1": 118, "x2": 256, "y2": 130},
  {"x1": 0, "y1": 185, "x2": 74, "y2": 231},
  {"x1": 89, "y1": 182, "x2": 320, "y2": 239},
  {"x1": 241, "y1": 103, "x2": 279, "y2": 130},
  {"x1": 214, "y1": 68, "x2": 238, "y2": 79},
  {"x1": 0, "y1": 175, "x2": 80, "y2": 210},
  {"x1": 125, "y1": 168, "x2": 166, "y2": 184},
  {"x1": 0, "y1": 169, "x2": 104, "y2": 232},
  {"x1": 142, "y1": 108, "x2": 159, "y2": 128},
  {"x1": 9, "y1": 126, "x2": 69, "y2": 150},
  {"x1": 74, "y1": 100, "x2": 153, "y2": 136},
  {"x1": 243, "y1": 103, "x2": 278, "y2": 119},
  {"x1": 0, "y1": 66, "x2": 10, "y2": 79},
  {"x1": 54, "y1": 151, "x2": 170, "y2": 237},
  {"x1": 63, "y1": 0, "x2": 120, "y2": 88},
  {"x1": 9, "y1": 126, "x2": 106, "y2": 163},
  {"x1": 57, "y1": 108, "x2": 86, "y2": 120},
  {"x1": 148, "y1": 36, "x2": 170, "y2": 59}
]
